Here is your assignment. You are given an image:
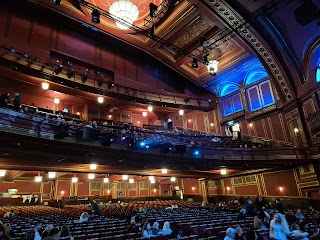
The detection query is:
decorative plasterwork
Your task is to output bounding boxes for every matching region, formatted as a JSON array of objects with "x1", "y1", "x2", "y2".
[{"x1": 202, "y1": 0, "x2": 294, "y2": 102}]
